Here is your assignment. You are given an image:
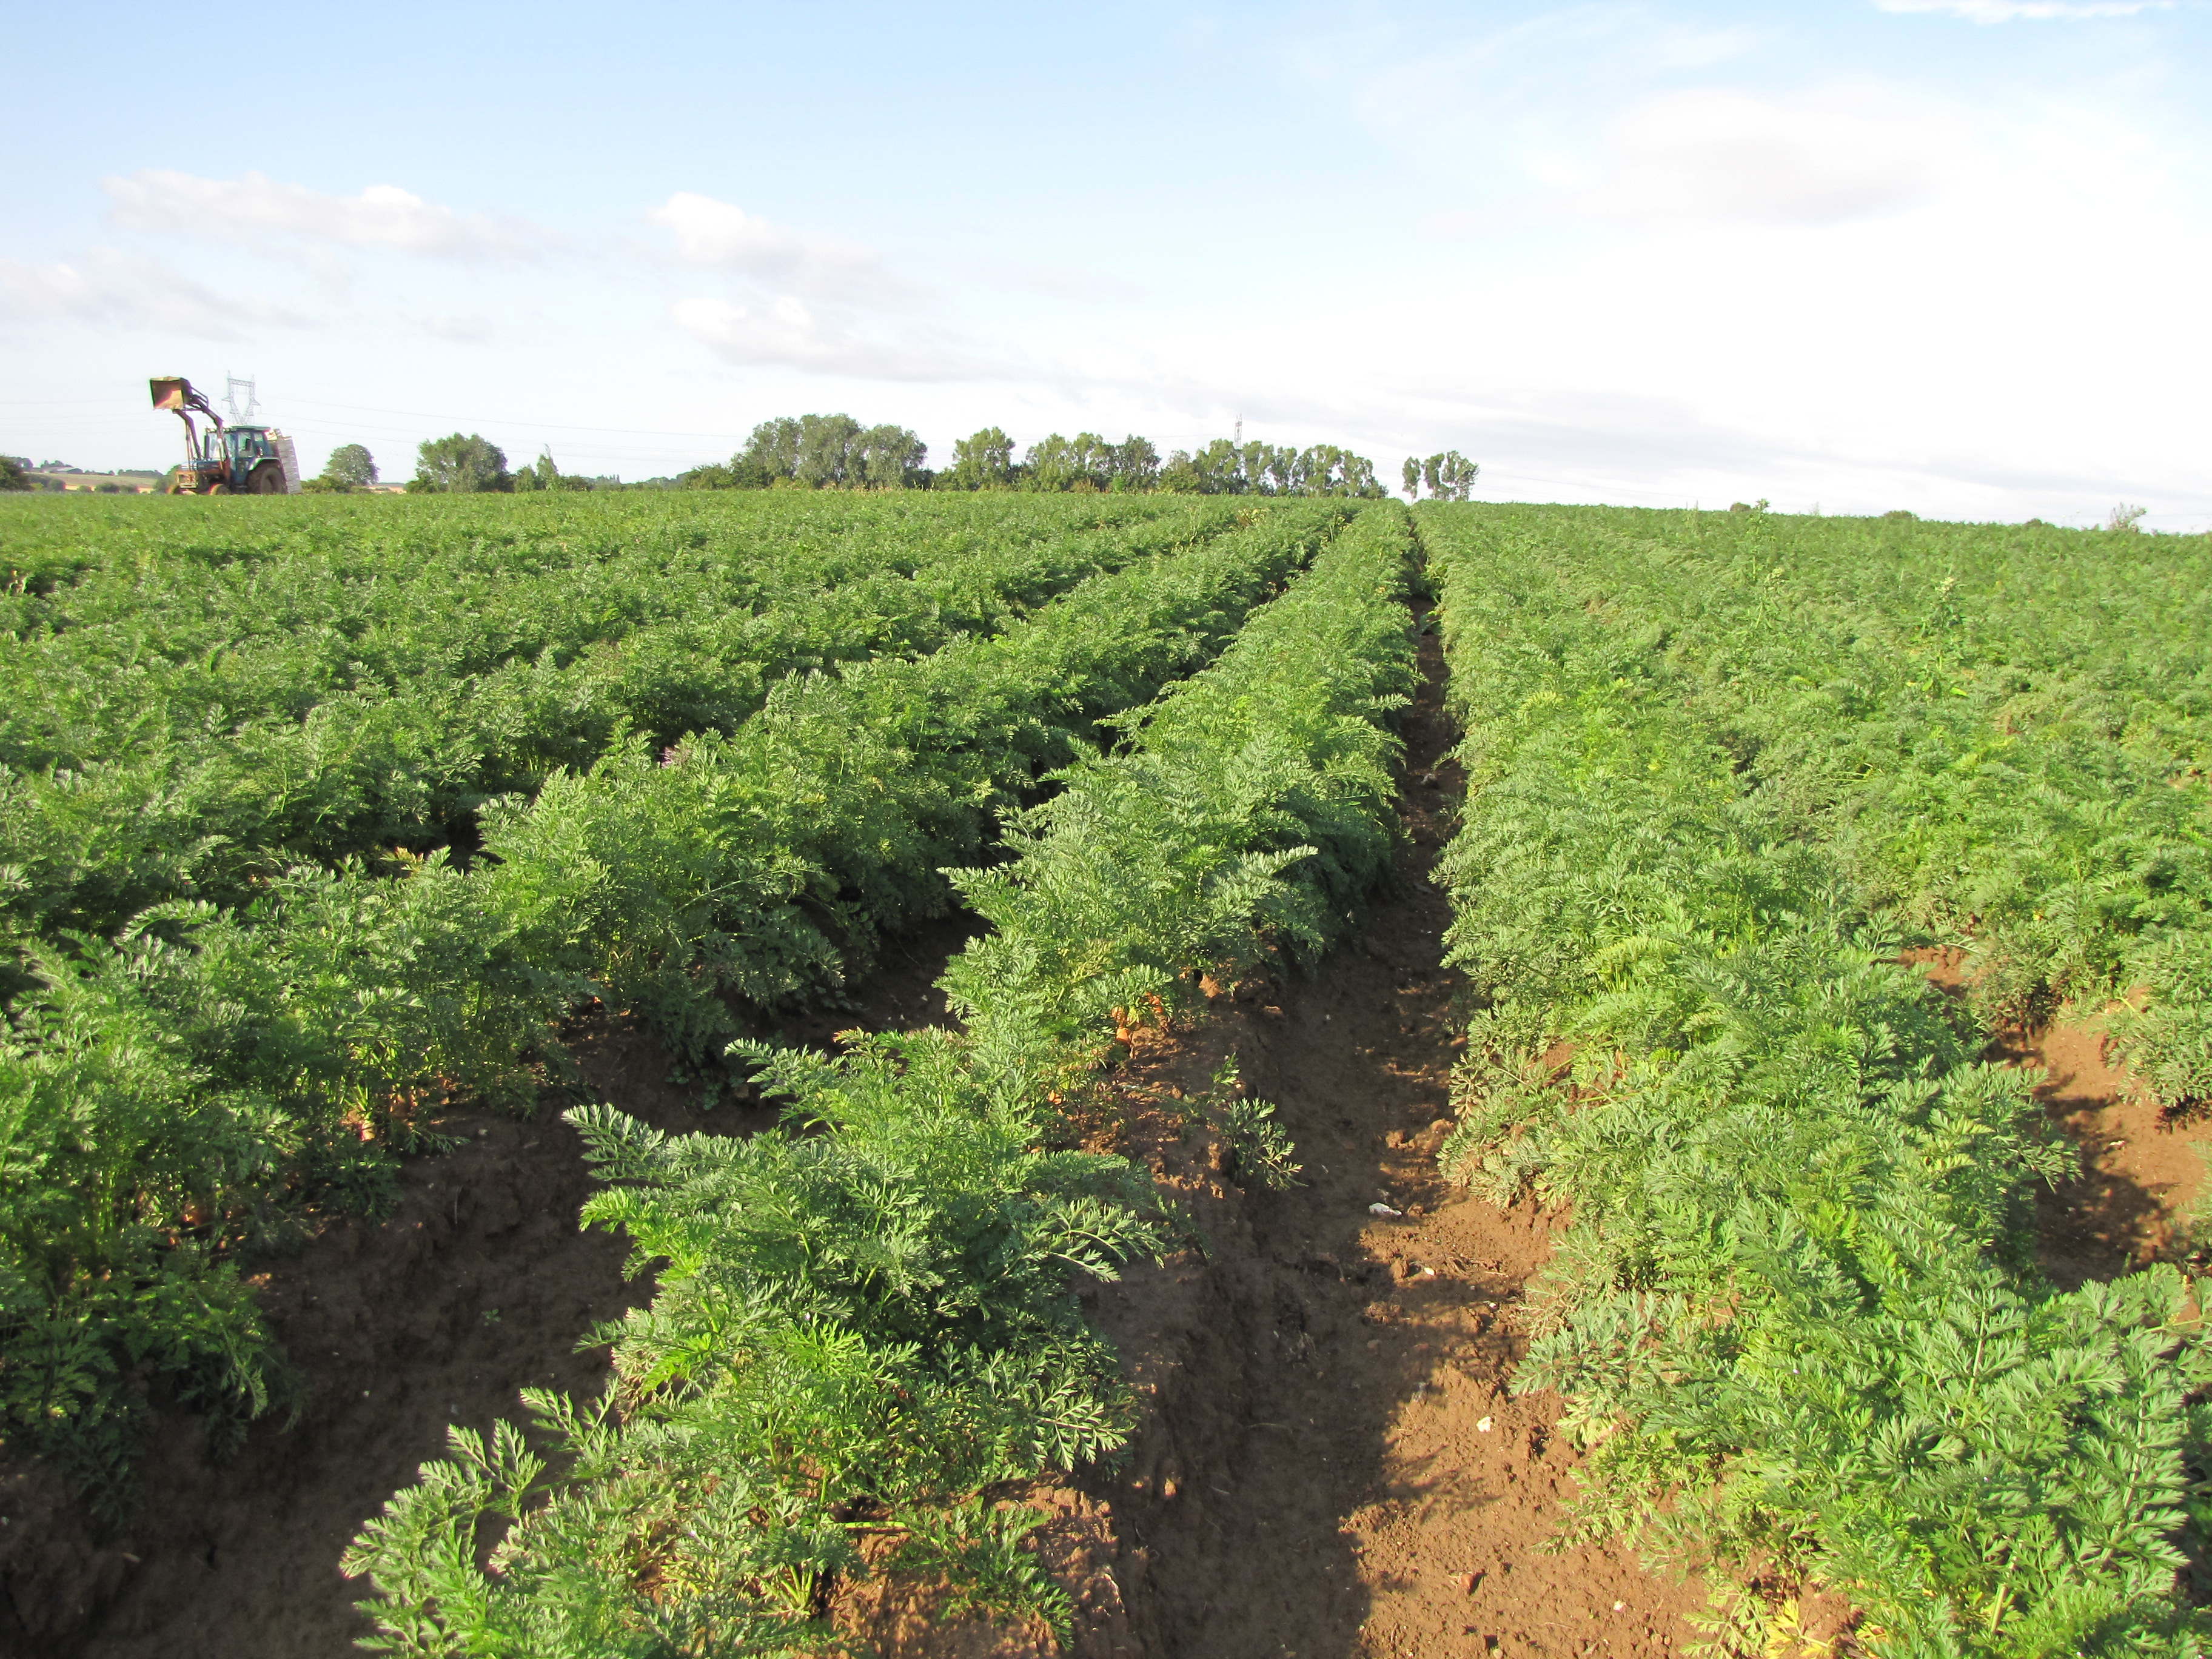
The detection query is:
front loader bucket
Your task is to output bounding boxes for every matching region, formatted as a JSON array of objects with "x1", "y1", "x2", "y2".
[{"x1": 150, "y1": 377, "x2": 192, "y2": 411}]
